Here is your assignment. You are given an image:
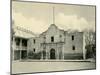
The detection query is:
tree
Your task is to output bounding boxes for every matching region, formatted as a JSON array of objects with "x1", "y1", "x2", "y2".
[{"x1": 84, "y1": 31, "x2": 96, "y2": 59}]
